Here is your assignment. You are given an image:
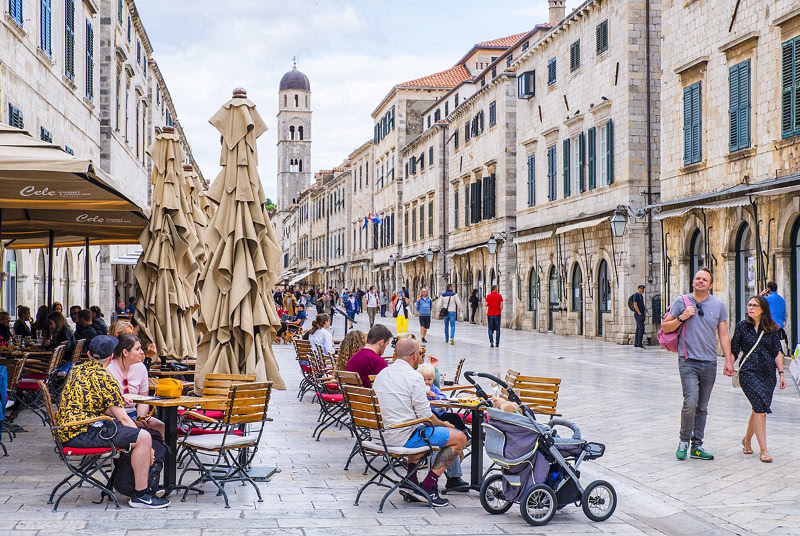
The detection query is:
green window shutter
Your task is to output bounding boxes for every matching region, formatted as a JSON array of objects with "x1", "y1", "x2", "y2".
[
  {"x1": 476, "y1": 180, "x2": 482, "y2": 222},
  {"x1": 465, "y1": 183, "x2": 470, "y2": 225},
  {"x1": 527, "y1": 155, "x2": 535, "y2": 207},
  {"x1": 547, "y1": 145, "x2": 557, "y2": 200},
  {"x1": 730, "y1": 60, "x2": 751, "y2": 151},
  {"x1": 588, "y1": 127, "x2": 596, "y2": 190},
  {"x1": 691, "y1": 83, "x2": 702, "y2": 163},
  {"x1": 606, "y1": 119, "x2": 614, "y2": 184},
  {"x1": 729, "y1": 63, "x2": 740, "y2": 151},
  {"x1": 578, "y1": 132, "x2": 586, "y2": 192},
  {"x1": 482, "y1": 177, "x2": 489, "y2": 220},
  {"x1": 65, "y1": 0, "x2": 75, "y2": 81},
  {"x1": 683, "y1": 85, "x2": 692, "y2": 164},
  {"x1": 563, "y1": 138, "x2": 570, "y2": 197},
  {"x1": 781, "y1": 39, "x2": 797, "y2": 138}
]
